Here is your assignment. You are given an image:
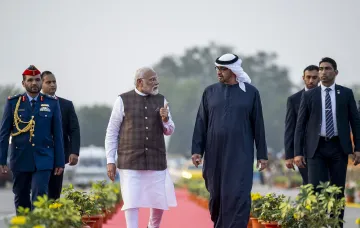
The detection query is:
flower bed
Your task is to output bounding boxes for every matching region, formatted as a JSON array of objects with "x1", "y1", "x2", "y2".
[
  {"x1": 6, "y1": 181, "x2": 123, "y2": 228},
  {"x1": 179, "y1": 177, "x2": 209, "y2": 209}
]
